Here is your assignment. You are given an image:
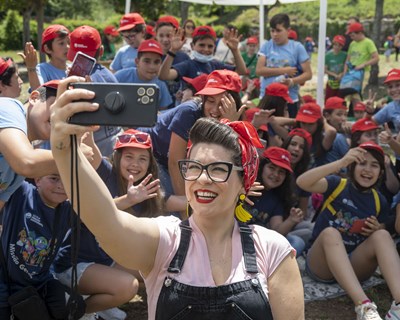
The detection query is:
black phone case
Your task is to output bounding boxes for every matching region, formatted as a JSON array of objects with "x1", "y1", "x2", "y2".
[{"x1": 69, "y1": 82, "x2": 159, "y2": 127}]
